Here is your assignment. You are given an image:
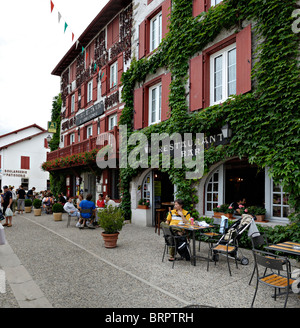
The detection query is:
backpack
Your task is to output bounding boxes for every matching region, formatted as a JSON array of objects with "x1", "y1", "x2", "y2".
[
  {"x1": 44, "y1": 197, "x2": 51, "y2": 206},
  {"x1": 177, "y1": 237, "x2": 190, "y2": 261}
]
